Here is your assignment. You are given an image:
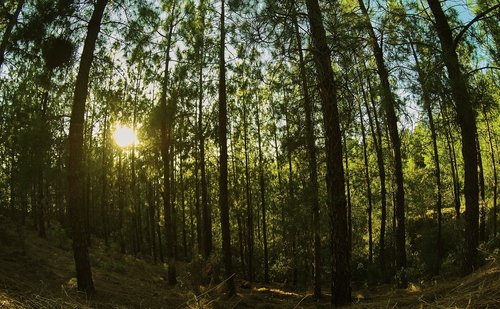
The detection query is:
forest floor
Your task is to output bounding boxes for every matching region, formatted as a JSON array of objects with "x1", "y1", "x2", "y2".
[{"x1": 1, "y1": 218, "x2": 499, "y2": 308}]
